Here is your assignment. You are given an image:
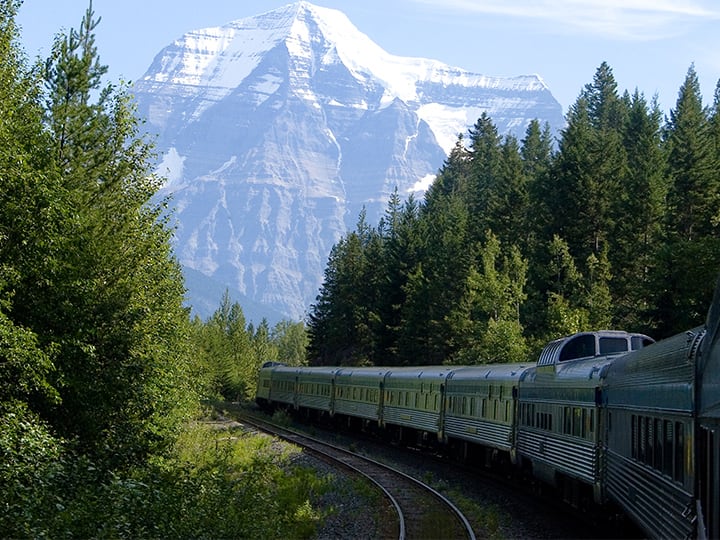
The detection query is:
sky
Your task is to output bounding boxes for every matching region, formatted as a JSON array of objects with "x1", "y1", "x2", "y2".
[{"x1": 16, "y1": 0, "x2": 720, "y2": 116}]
